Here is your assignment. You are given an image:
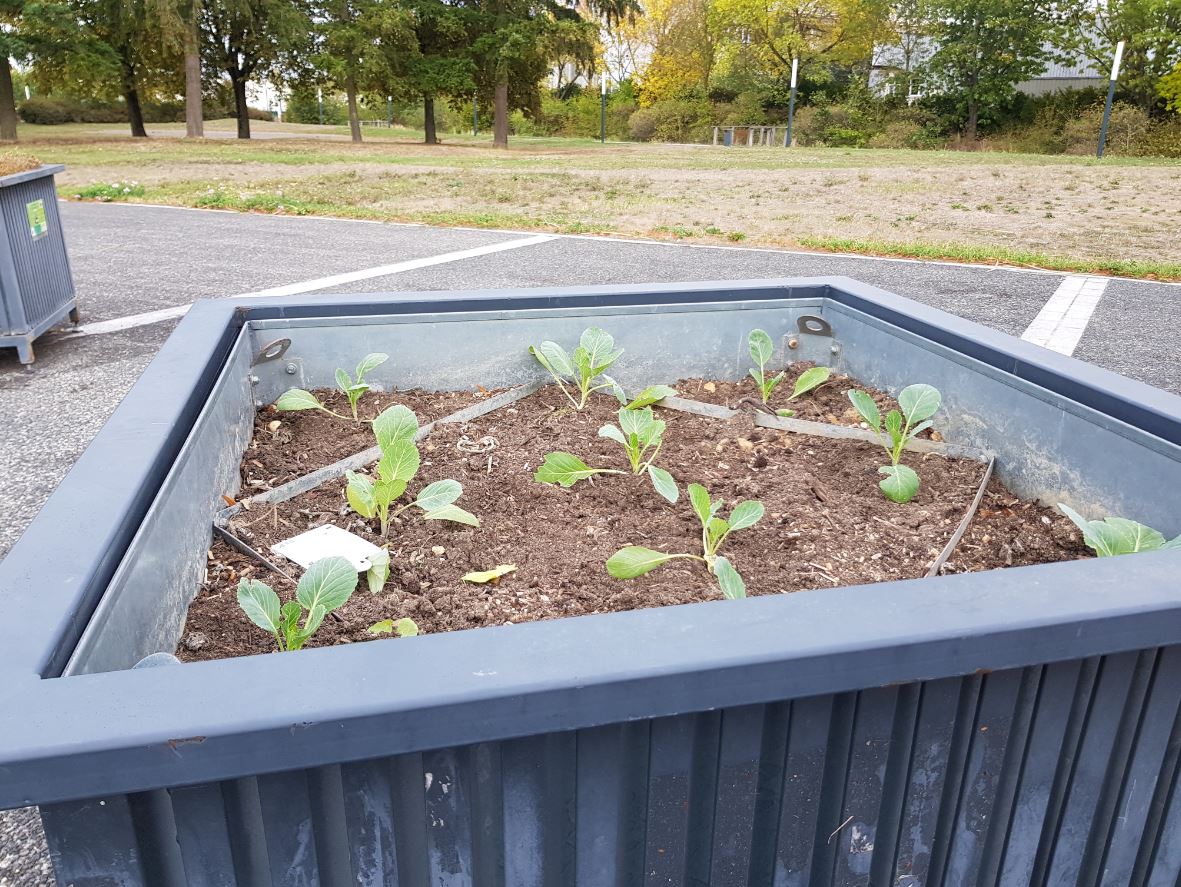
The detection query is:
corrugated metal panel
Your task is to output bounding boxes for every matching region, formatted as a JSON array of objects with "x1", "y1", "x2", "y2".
[
  {"x1": 0, "y1": 170, "x2": 75, "y2": 332},
  {"x1": 41, "y1": 644, "x2": 1181, "y2": 886}
]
